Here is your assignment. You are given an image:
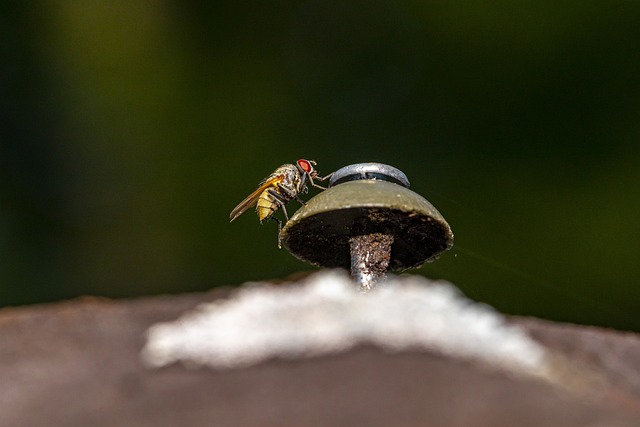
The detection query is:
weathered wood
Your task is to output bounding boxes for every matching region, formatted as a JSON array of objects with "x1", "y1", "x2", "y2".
[{"x1": 1, "y1": 287, "x2": 640, "y2": 427}]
